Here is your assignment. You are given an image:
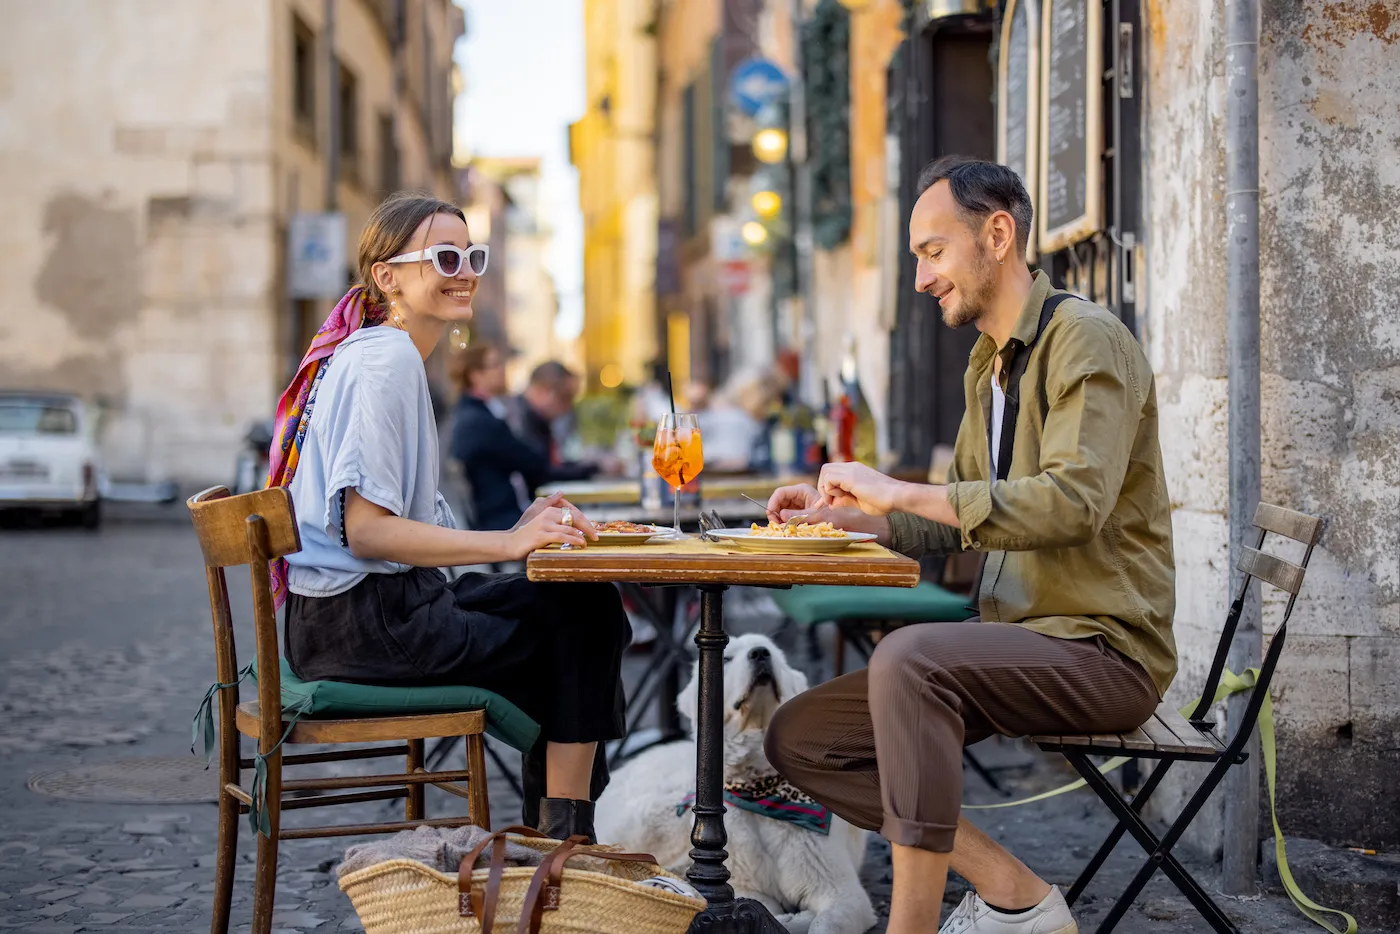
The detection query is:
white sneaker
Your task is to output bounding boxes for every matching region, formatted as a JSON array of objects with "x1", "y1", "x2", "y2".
[{"x1": 938, "y1": 886, "x2": 1077, "y2": 934}]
